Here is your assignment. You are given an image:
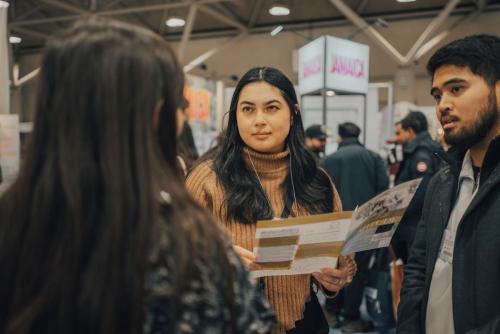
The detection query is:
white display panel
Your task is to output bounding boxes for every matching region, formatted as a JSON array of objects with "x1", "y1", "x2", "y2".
[
  {"x1": 325, "y1": 36, "x2": 370, "y2": 94},
  {"x1": 298, "y1": 36, "x2": 326, "y2": 95}
]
